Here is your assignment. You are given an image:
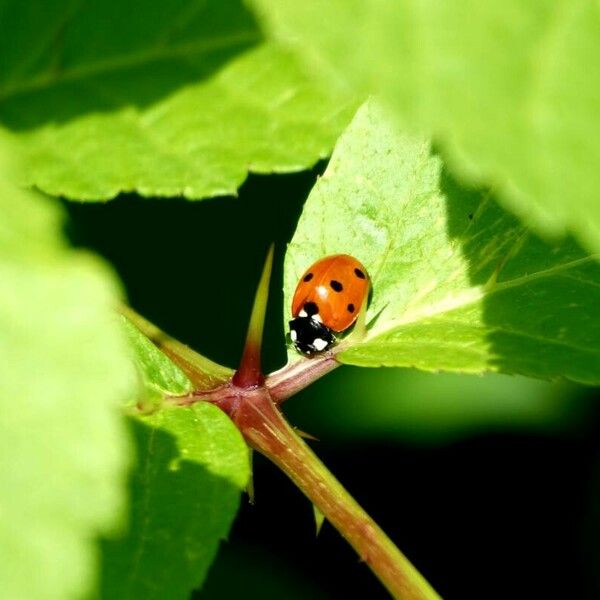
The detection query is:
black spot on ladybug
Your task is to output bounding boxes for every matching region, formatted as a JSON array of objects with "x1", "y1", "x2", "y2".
[
  {"x1": 354, "y1": 268, "x2": 366, "y2": 279},
  {"x1": 303, "y1": 272, "x2": 314, "y2": 282},
  {"x1": 330, "y1": 280, "x2": 343, "y2": 292},
  {"x1": 347, "y1": 303, "x2": 355, "y2": 313},
  {"x1": 304, "y1": 301, "x2": 319, "y2": 316}
]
